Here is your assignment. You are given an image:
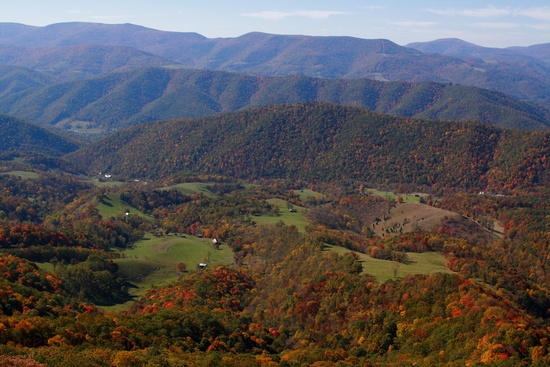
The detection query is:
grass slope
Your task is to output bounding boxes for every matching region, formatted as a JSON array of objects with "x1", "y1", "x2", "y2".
[
  {"x1": 367, "y1": 189, "x2": 424, "y2": 203},
  {"x1": 373, "y1": 202, "x2": 460, "y2": 236},
  {"x1": 162, "y1": 182, "x2": 218, "y2": 197},
  {"x1": 114, "y1": 234, "x2": 234, "y2": 299},
  {"x1": 328, "y1": 244, "x2": 453, "y2": 283},
  {"x1": 254, "y1": 198, "x2": 308, "y2": 232},
  {"x1": 1, "y1": 170, "x2": 40, "y2": 179},
  {"x1": 94, "y1": 193, "x2": 150, "y2": 219}
]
